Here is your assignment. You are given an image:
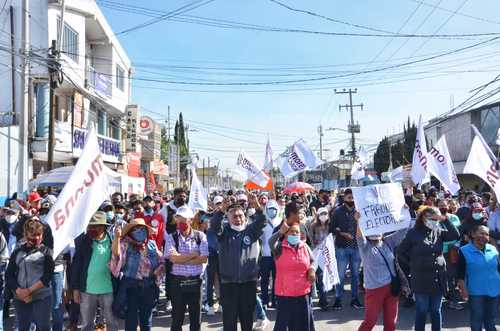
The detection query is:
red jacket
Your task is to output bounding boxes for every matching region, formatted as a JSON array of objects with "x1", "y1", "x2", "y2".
[{"x1": 135, "y1": 211, "x2": 165, "y2": 249}]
